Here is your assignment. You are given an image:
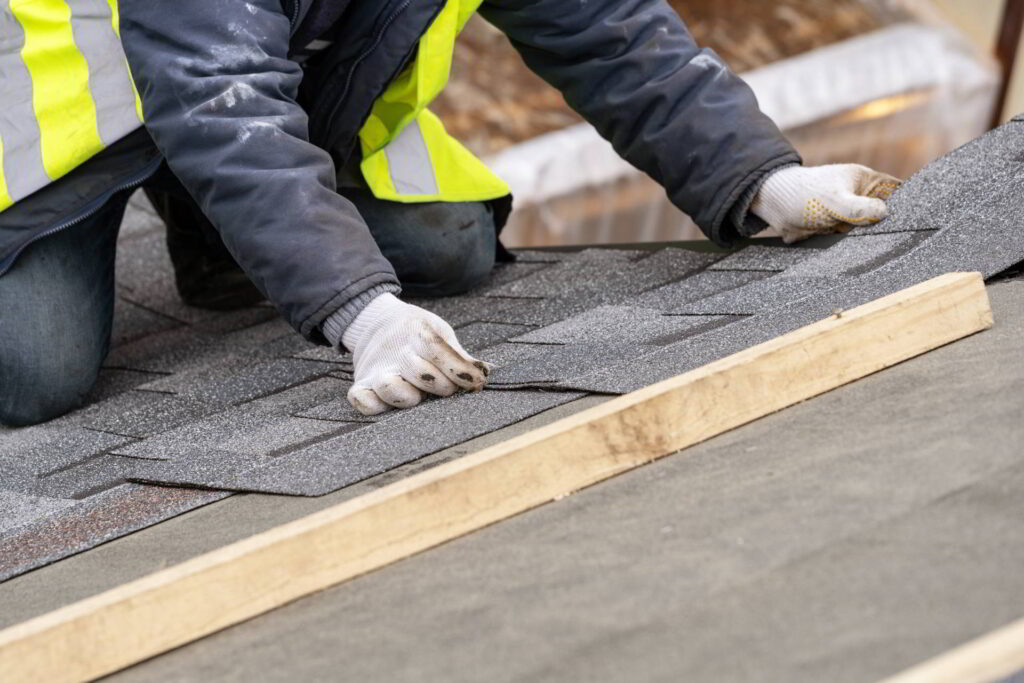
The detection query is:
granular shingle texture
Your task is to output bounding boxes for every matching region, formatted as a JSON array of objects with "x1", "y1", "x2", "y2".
[
  {"x1": 3, "y1": 120, "x2": 1024, "y2": 580},
  {"x1": 135, "y1": 357, "x2": 332, "y2": 407},
  {"x1": 709, "y1": 244, "x2": 821, "y2": 271},
  {"x1": 778, "y1": 231, "x2": 931, "y2": 278},
  {"x1": 128, "y1": 389, "x2": 585, "y2": 495},
  {"x1": 454, "y1": 321, "x2": 535, "y2": 352},
  {"x1": 626, "y1": 270, "x2": 771, "y2": 309},
  {"x1": 0, "y1": 491, "x2": 77, "y2": 534},
  {"x1": 667, "y1": 276, "x2": 832, "y2": 315},
  {"x1": 0, "y1": 483, "x2": 228, "y2": 582},
  {"x1": 510, "y1": 306, "x2": 723, "y2": 345}
]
